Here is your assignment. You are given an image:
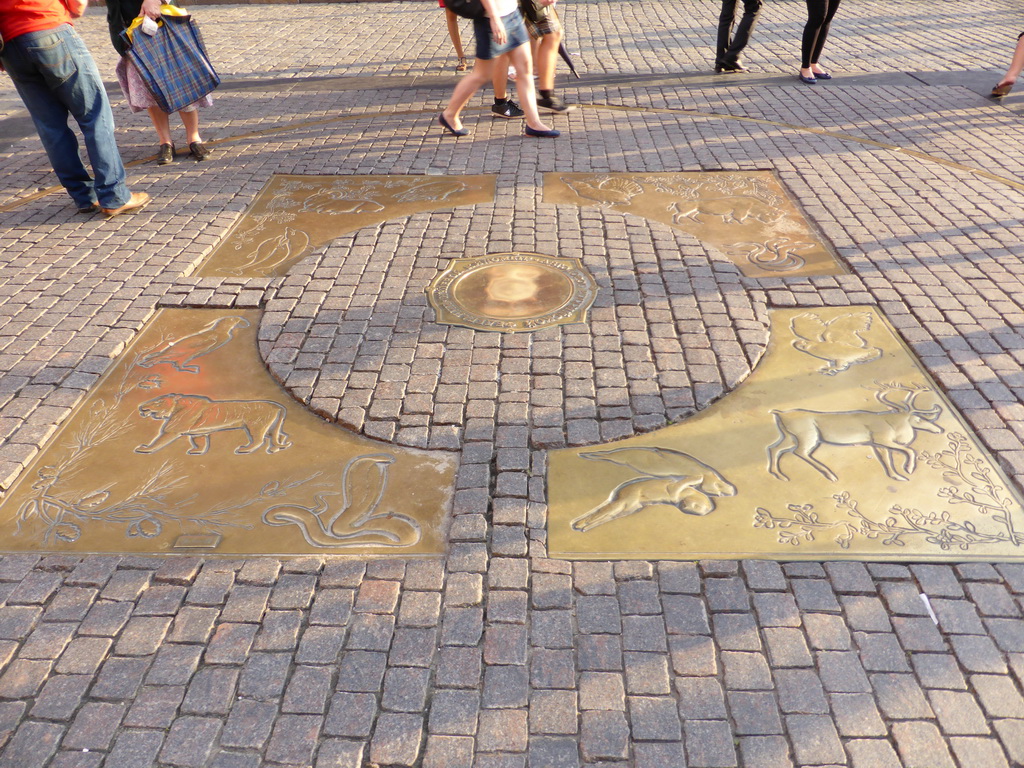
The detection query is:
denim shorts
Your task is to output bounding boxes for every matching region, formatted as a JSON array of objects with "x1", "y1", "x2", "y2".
[{"x1": 473, "y1": 10, "x2": 530, "y2": 61}]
